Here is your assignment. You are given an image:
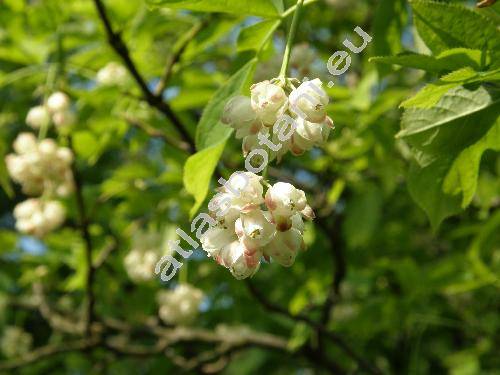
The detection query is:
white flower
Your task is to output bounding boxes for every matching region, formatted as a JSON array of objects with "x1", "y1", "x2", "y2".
[
  {"x1": 250, "y1": 80, "x2": 288, "y2": 126},
  {"x1": 157, "y1": 283, "x2": 204, "y2": 325},
  {"x1": 14, "y1": 199, "x2": 65, "y2": 237},
  {"x1": 96, "y1": 62, "x2": 127, "y2": 86},
  {"x1": 263, "y1": 227, "x2": 304, "y2": 267},
  {"x1": 235, "y1": 209, "x2": 275, "y2": 251},
  {"x1": 216, "y1": 240, "x2": 261, "y2": 280},
  {"x1": 201, "y1": 223, "x2": 236, "y2": 259},
  {"x1": 222, "y1": 96, "x2": 262, "y2": 139},
  {"x1": 291, "y1": 116, "x2": 333, "y2": 155},
  {"x1": 26, "y1": 106, "x2": 50, "y2": 129},
  {"x1": 289, "y1": 78, "x2": 329, "y2": 123},
  {"x1": 219, "y1": 171, "x2": 264, "y2": 211},
  {"x1": 0, "y1": 326, "x2": 32, "y2": 358},
  {"x1": 13, "y1": 132, "x2": 37, "y2": 154},
  {"x1": 265, "y1": 182, "x2": 309, "y2": 230},
  {"x1": 47, "y1": 91, "x2": 70, "y2": 113}
]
